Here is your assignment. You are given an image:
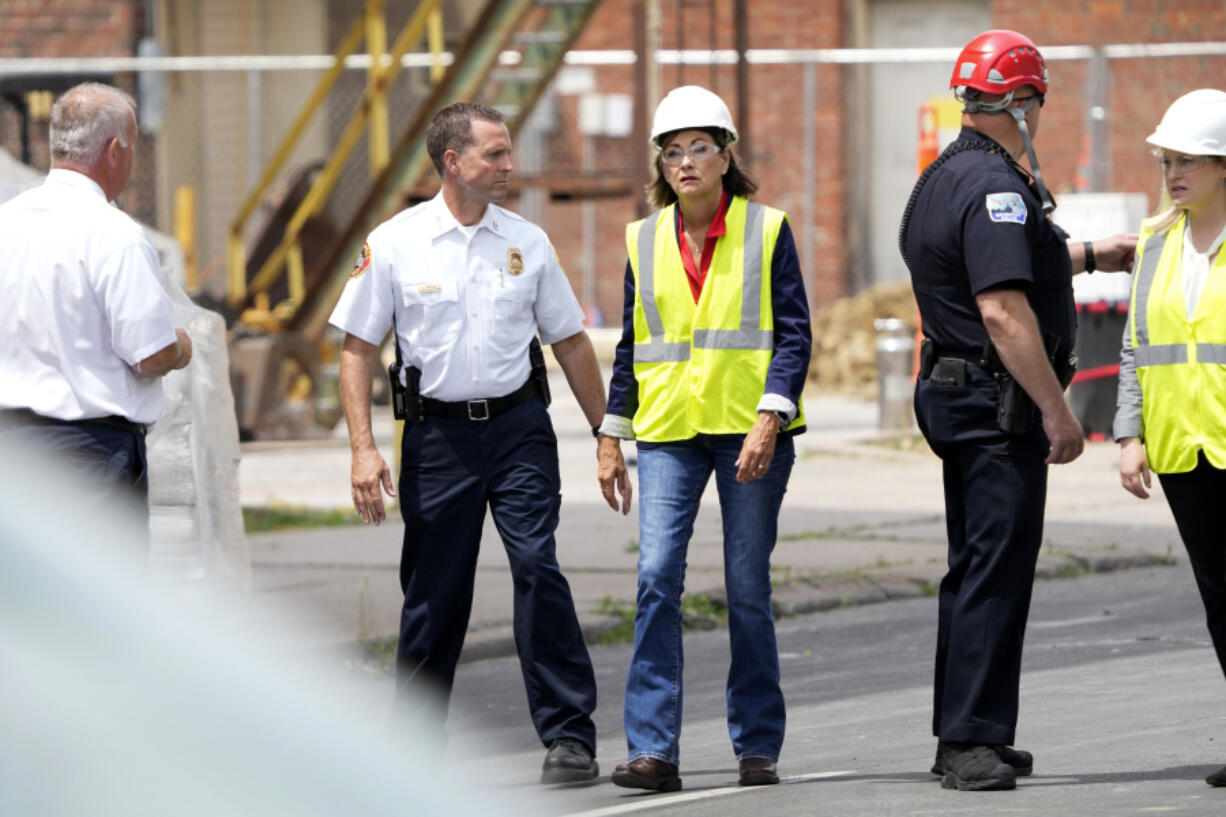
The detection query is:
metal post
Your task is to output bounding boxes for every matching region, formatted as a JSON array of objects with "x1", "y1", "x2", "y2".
[
  {"x1": 174, "y1": 185, "x2": 198, "y2": 292},
  {"x1": 582, "y1": 133, "x2": 597, "y2": 323},
  {"x1": 803, "y1": 61, "x2": 816, "y2": 288},
  {"x1": 366, "y1": 0, "x2": 390, "y2": 176},
  {"x1": 735, "y1": 0, "x2": 748, "y2": 160},
  {"x1": 1086, "y1": 47, "x2": 1109, "y2": 191},
  {"x1": 427, "y1": 2, "x2": 445, "y2": 84},
  {"x1": 632, "y1": 1, "x2": 651, "y2": 219},
  {"x1": 246, "y1": 69, "x2": 261, "y2": 188}
]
